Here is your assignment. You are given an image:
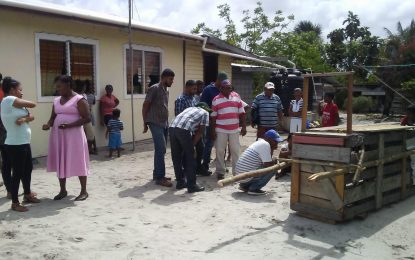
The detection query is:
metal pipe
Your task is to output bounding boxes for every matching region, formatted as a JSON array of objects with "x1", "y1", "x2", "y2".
[
  {"x1": 128, "y1": 0, "x2": 135, "y2": 151},
  {"x1": 201, "y1": 37, "x2": 287, "y2": 69}
]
